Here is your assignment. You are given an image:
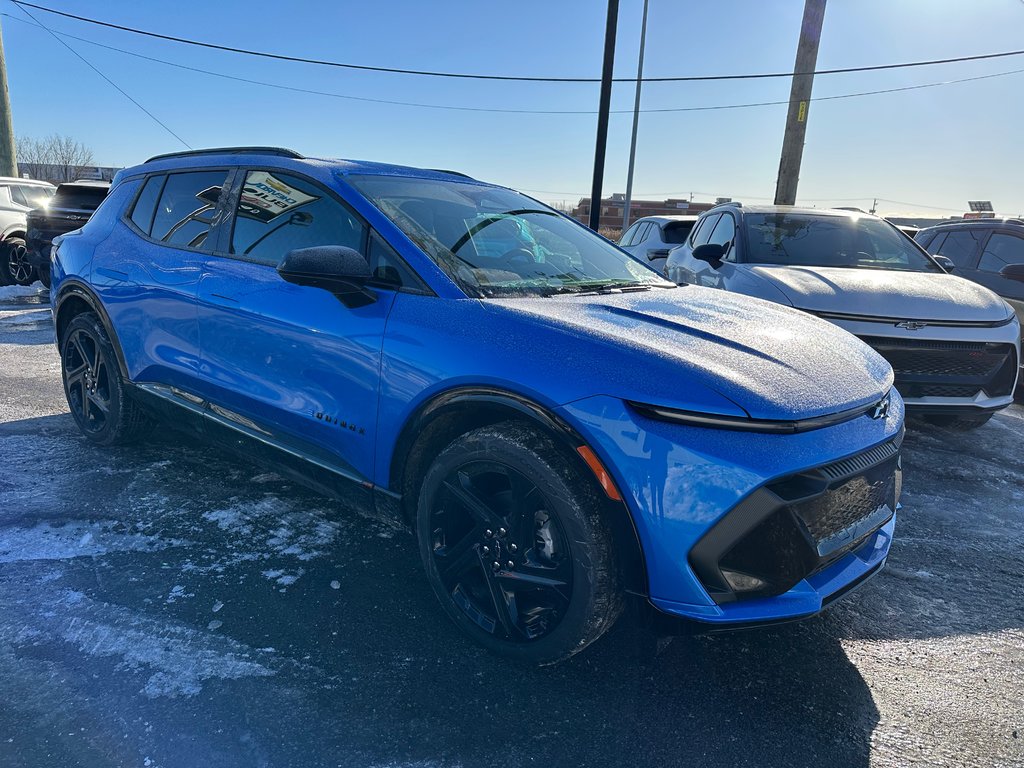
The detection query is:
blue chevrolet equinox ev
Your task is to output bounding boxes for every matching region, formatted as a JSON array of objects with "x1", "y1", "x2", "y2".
[{"x1": 51, "y1": 147, "x2": 904, "y2": 663}]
